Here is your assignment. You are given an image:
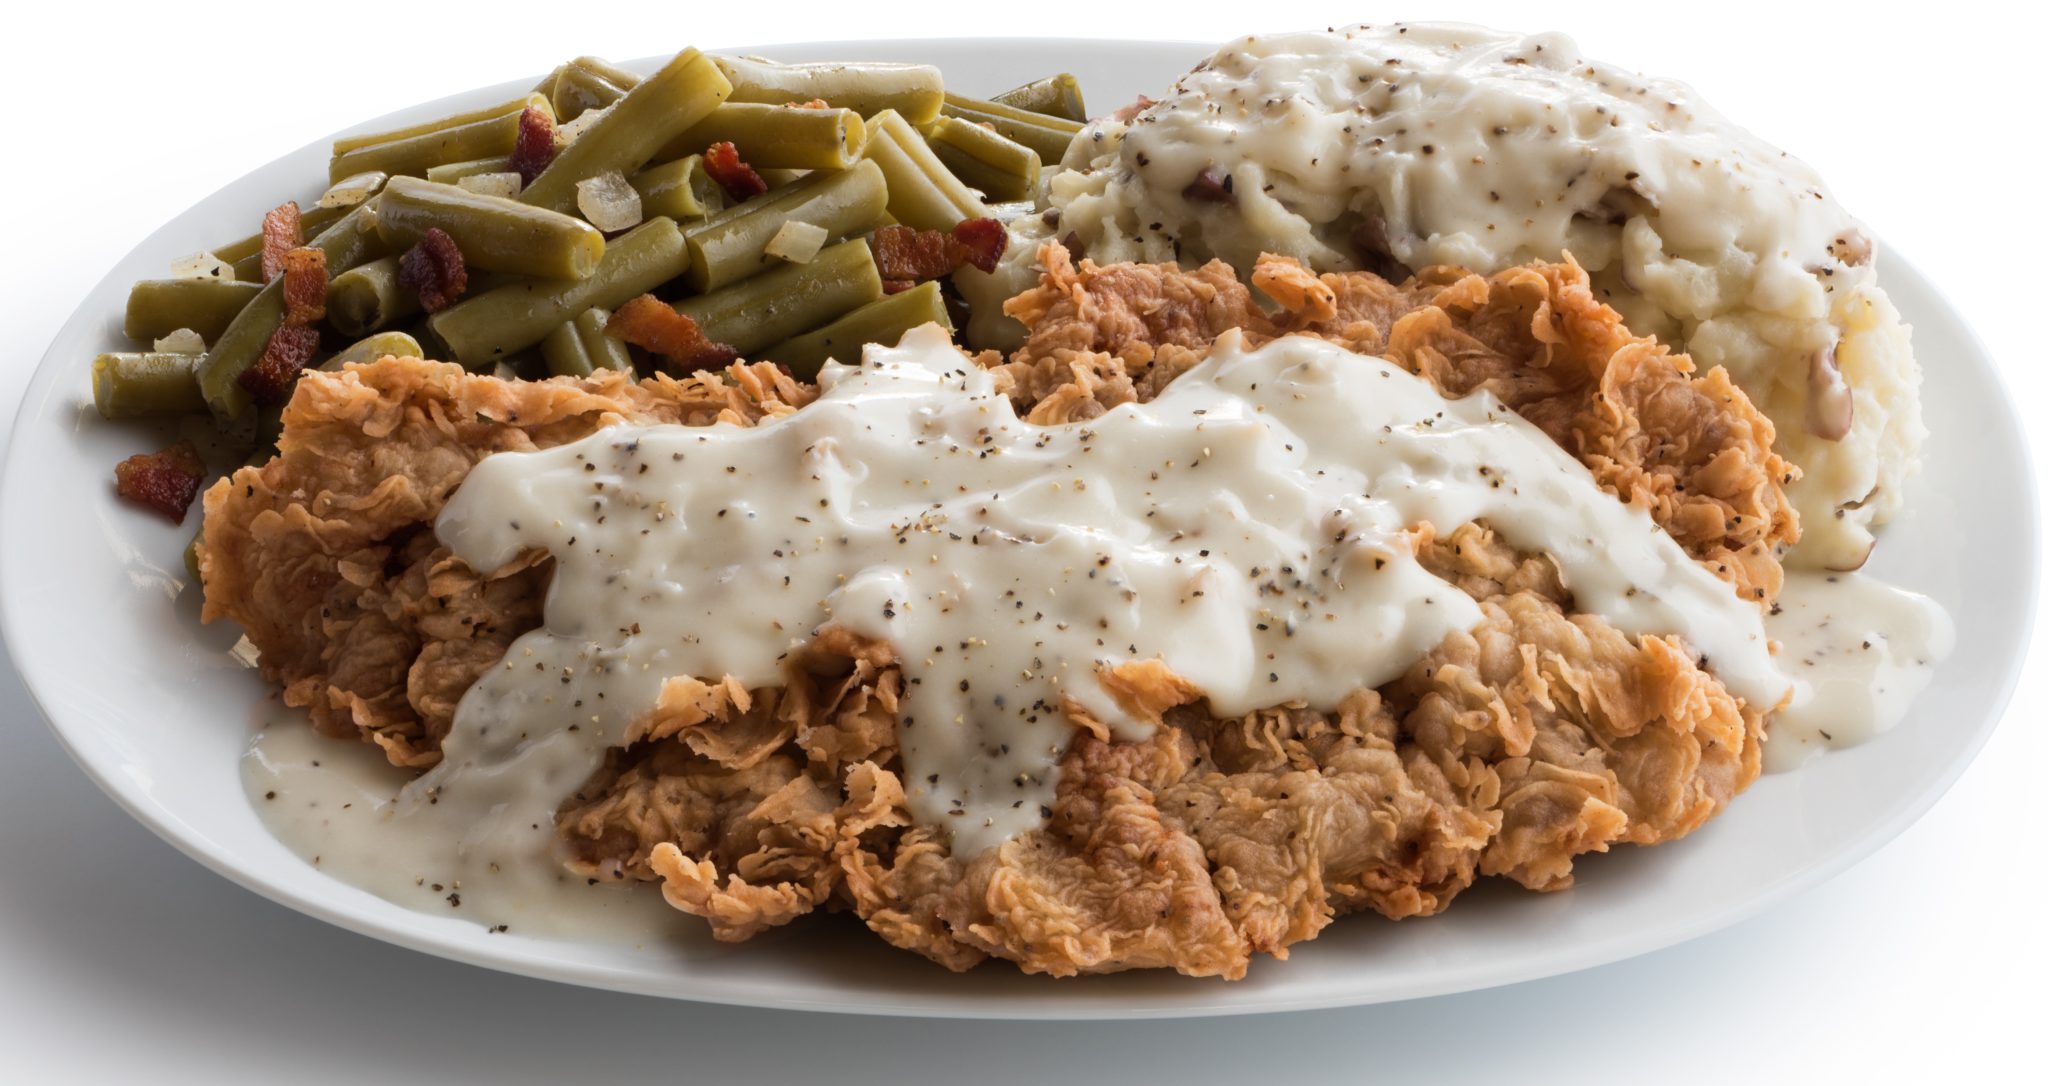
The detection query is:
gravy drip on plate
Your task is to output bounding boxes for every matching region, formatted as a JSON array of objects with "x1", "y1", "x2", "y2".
[
  {"x1": 241, "y1": 718, "x2": 685, "y2": 939},
  {"x1": 1762, "y1": 571, "x2": 1955, "y2": 771}
]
